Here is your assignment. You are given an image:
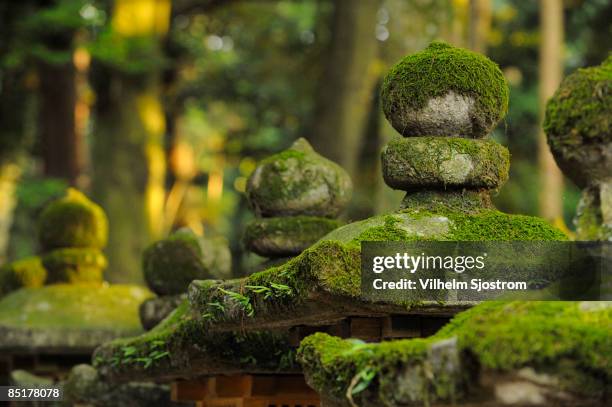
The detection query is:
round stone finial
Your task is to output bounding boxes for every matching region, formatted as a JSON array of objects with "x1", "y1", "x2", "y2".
[
  {"x1": 38, "y1": 188, "x2": 108, "y2": 250},
  {"x1": 544, "y1": 55, "x2": 611, "y2": 188},
  {"x1": 246, "y1": 138, "x2": 352, "y2": 218},
  {"x1": 143, "y1": 228, "x2": 231, "y2": 295},
  {"x1": 381, "y1": 41, "x2": 509, "y2": 138}
]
